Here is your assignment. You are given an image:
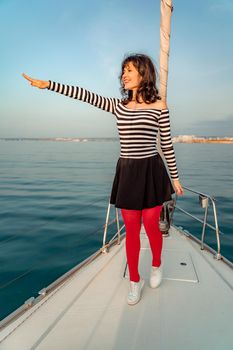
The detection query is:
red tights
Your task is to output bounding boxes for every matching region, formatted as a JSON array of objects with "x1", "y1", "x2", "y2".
[{"x1": 121, "y1": 205, "x2": 163, "y2": 282}]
